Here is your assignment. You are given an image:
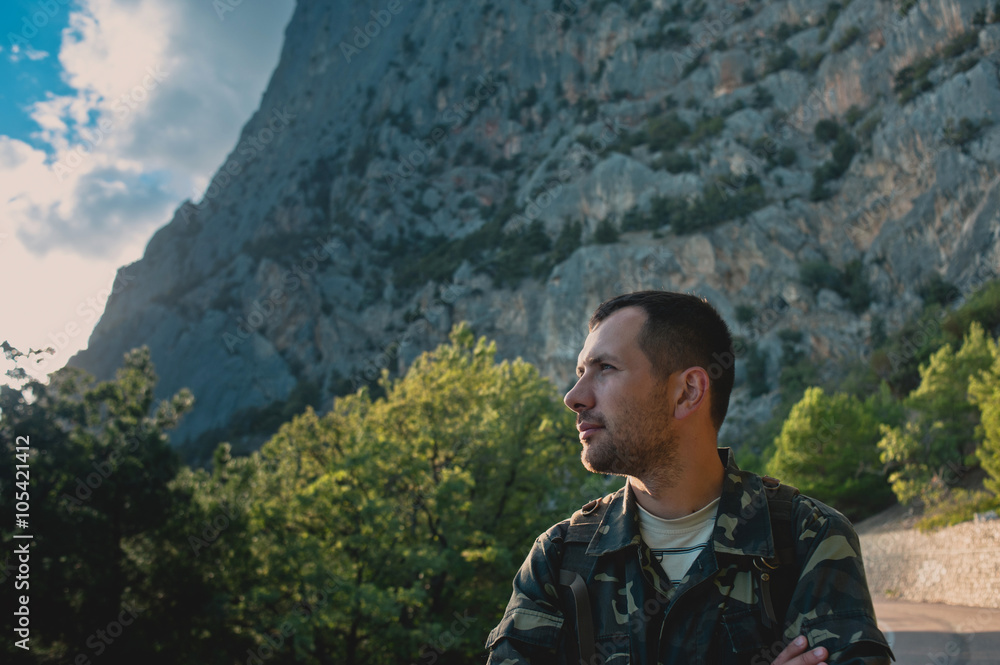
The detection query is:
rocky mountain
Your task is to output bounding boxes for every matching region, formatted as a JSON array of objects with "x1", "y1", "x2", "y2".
[{"x1": 70, "y1": 0, "x2": 1000, "y2": 458}]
